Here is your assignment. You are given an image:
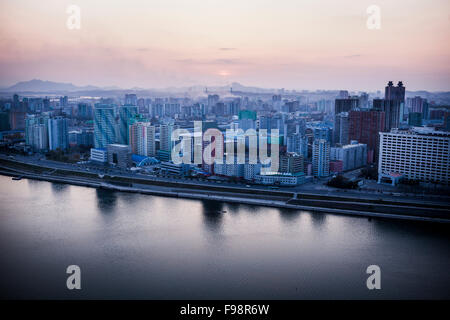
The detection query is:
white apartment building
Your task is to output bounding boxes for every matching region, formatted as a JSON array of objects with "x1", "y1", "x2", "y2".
[
  {"x1": 90, "y1": 148, "x2": 108, "y2": 163},
  {"x1": 160, "y1": 124, "x2": 179, "y2": 152},
  {"x1": 130, "y1": 122, "x2": 155, "y2": 157},
  {"x1": 378, "y1": 128, "x2": 450, "y2": 185},
  {"x1": 330, "y1": 141, "x2": 367, "y2": 171},
  {"x1": 254, "y1": 172, "x2": 305, "y2": 186},
  {"x1": 312, "y1": 139, "x2": 330, "y2": 177},
  {"x1": 244, "y1": 163, "x2": 262, "y2": 181},
  {"x1": 32, "y1": 124, "x2": 48, "y2": 151},
  {"x1": 214, "y1": 156, "x2": 244, "y2": 178}
]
